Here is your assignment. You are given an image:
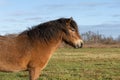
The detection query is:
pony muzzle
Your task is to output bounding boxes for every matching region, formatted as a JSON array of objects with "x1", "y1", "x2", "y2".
[{"x1": 74, "y1": 40, "x2": 83, "y2": 48}]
